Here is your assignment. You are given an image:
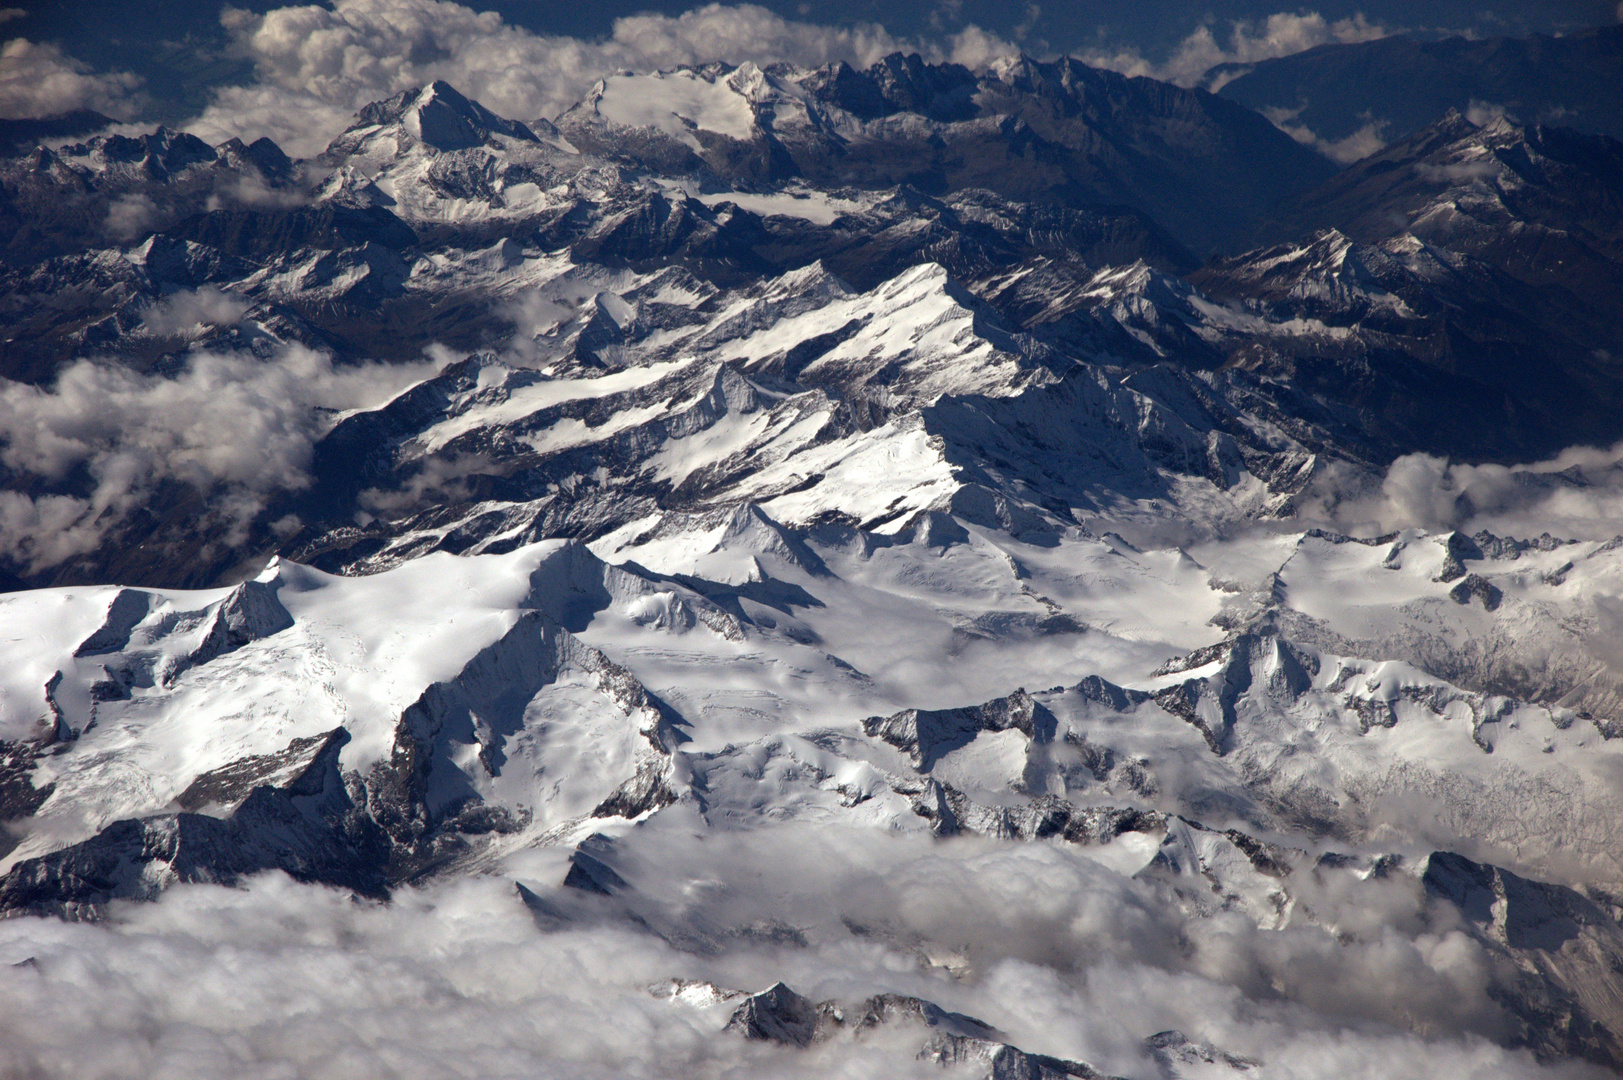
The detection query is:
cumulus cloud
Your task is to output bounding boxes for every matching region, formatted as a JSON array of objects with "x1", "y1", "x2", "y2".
[
  {"x1": 184, "y1": 0, "x2": 1017, "y2": 157},
  {"x1": 1302, "y1": 441, "x2": 1623, "y2": 541},
  {"x1": 206, "y1": 168, "x2": 313, "y2": 211},
  {"x1": 0, "y1": 37, "x2": 145, "y2": 120},
  {"x1": 0, "y1": 822, "x2": 1599, "y2": 1080},
  {"x1": 1084, "y1": 11, "x2": 1392, "y2": 90},
  {"x1": 0, "y1": 340, "x2": 442, "y2": 572}
]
